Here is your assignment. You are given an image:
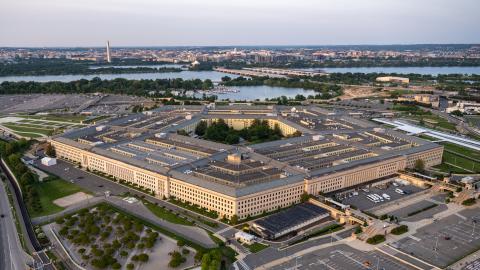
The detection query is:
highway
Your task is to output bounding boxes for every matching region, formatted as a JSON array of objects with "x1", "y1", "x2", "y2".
[
  {"x1": 0, "y1": 180, "x2": 28, "y2": 270},
  {"x1": 0, "y1": 160, "x2": 54, "y2": 270}
]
